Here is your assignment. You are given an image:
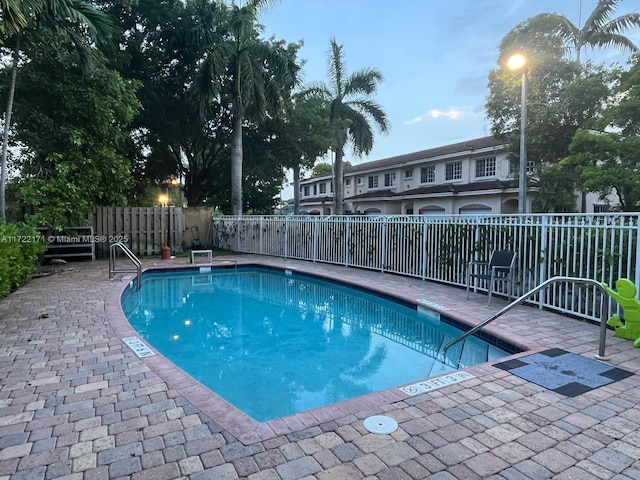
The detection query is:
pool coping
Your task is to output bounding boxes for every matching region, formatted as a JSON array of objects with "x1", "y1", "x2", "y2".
[{"x1": 104, "y1": 258, "x2": 541, "y2": 445}]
